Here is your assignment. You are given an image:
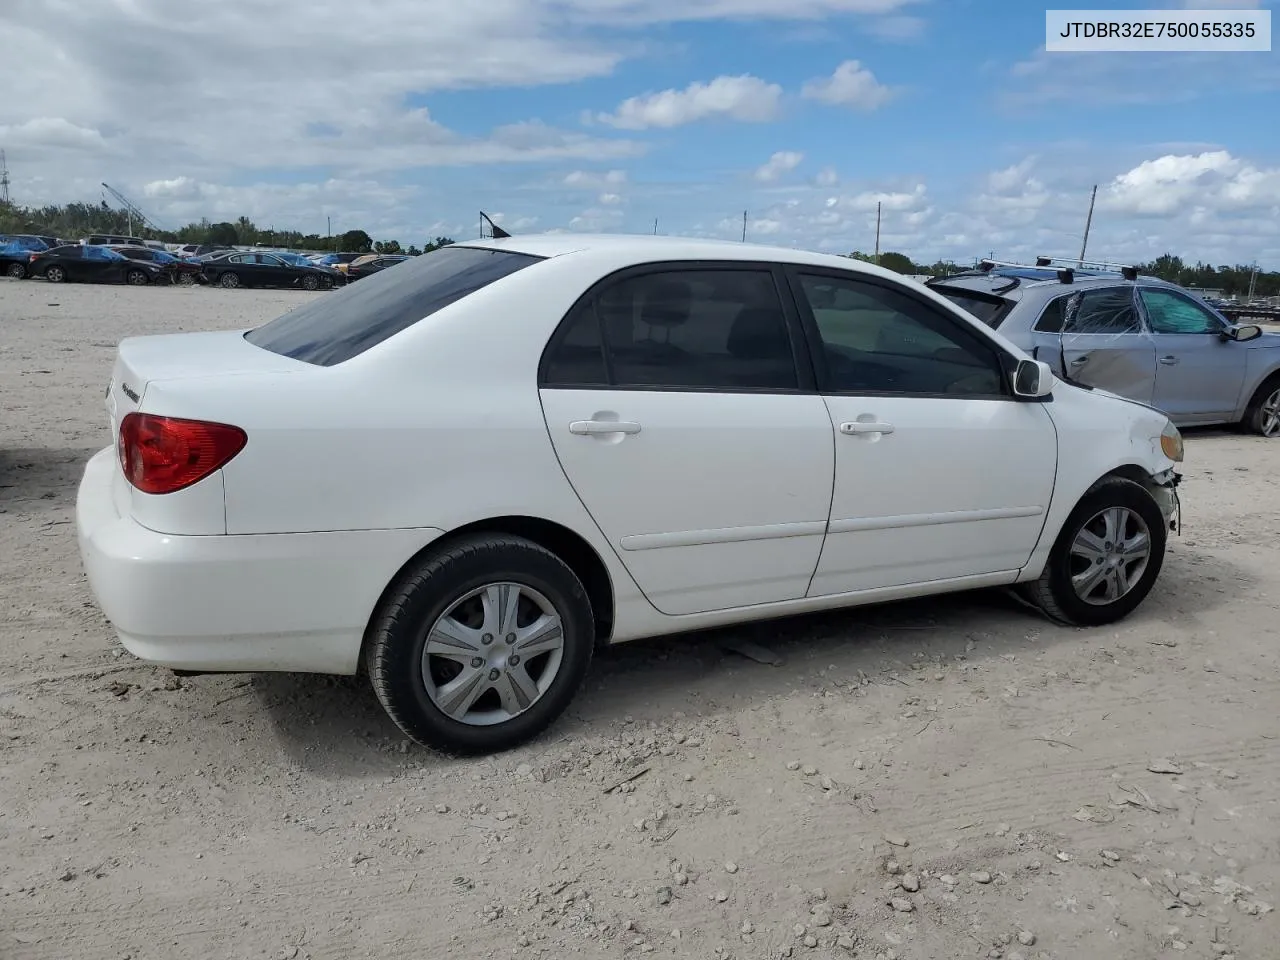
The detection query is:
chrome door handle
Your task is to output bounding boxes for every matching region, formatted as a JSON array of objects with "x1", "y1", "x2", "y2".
[
  {"x1": 840, "y1": 421, "x2": 894, "y2": 435},
  {"x1": 569, "y1": 419, "x2": 641, "y2": 436},
  {"x1": 1069, "y1": 356, "x2": 1090, "y2": 366},
  {"x1": 1159, "y1": 356, "x2": 1179, "y2": 365}
]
